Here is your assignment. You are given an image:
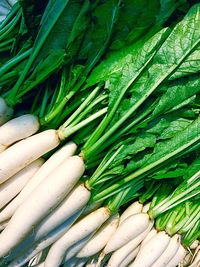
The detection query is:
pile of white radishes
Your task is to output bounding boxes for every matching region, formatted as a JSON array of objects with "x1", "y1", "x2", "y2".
[{"x1": 0, "y1": 112, "x2": 199, "y2": 267}]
